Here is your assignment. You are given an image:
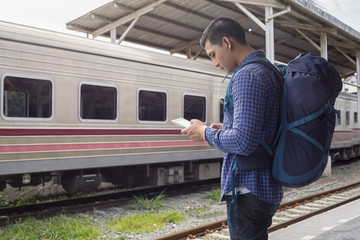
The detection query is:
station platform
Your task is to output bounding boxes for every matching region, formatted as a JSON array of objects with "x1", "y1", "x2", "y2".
[{"x1": 269, "y1": 198, "x2": 360, "y2": 240}]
